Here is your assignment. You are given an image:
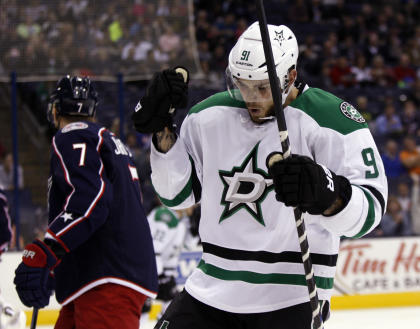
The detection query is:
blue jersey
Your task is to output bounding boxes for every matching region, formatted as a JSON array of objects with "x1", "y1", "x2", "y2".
[
  {"x1": 0, "y1": 189, "x2": 12, "y2": 252},
  {"x1": 46, "y1": 121, "x2": 158, "y2": 304}
]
